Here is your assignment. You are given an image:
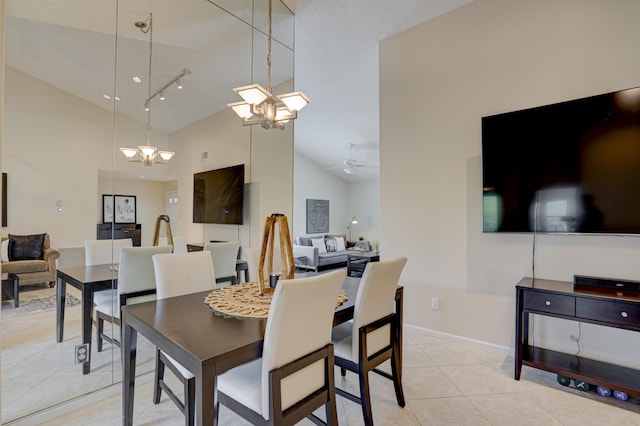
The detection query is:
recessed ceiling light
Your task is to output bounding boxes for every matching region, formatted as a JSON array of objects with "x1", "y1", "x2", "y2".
[
  {"x1": 102, "y1": 94, "x2": 121, "y2": 101},
  {"x1": 132, "y1": 76, "x2": 142, "y2": 83}
]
